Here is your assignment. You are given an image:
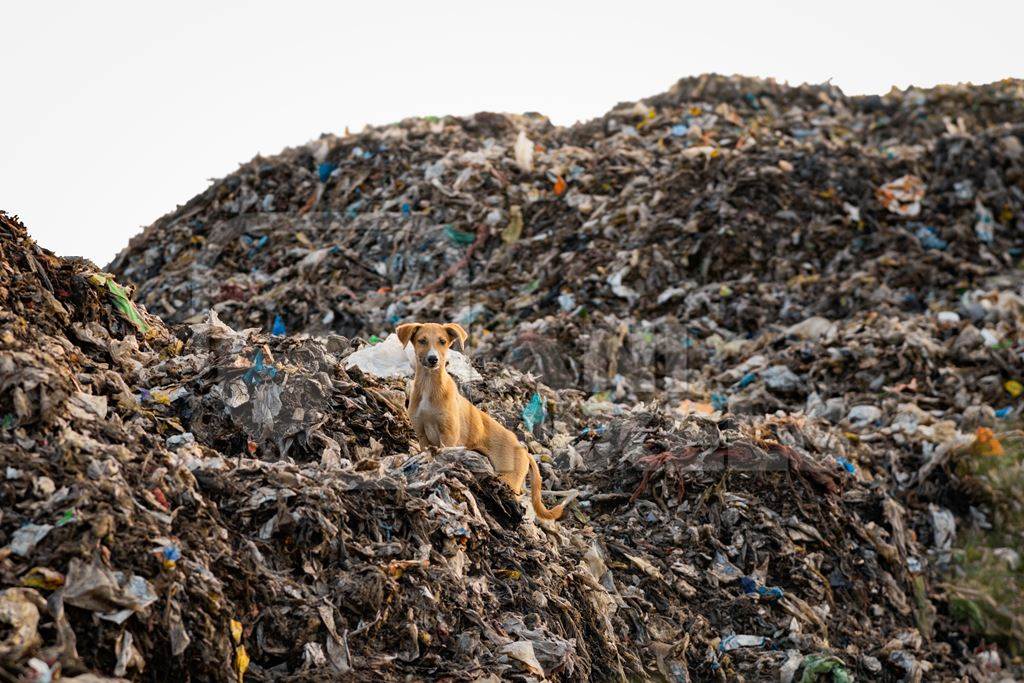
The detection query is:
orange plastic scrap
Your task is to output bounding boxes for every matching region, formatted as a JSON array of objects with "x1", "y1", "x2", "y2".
[
  {"x1": 970, "y1": 427, "x2": 1005, "y2": 457},
  {"x1": 553, "y1": 175, "x2": 567, "y2": 196},
  {"x1": 876, "y1": 175, "x2": 925, "y2": 217},
  {"x1": 676, "y1": 400, "x2": 714, "y2": 416}
]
